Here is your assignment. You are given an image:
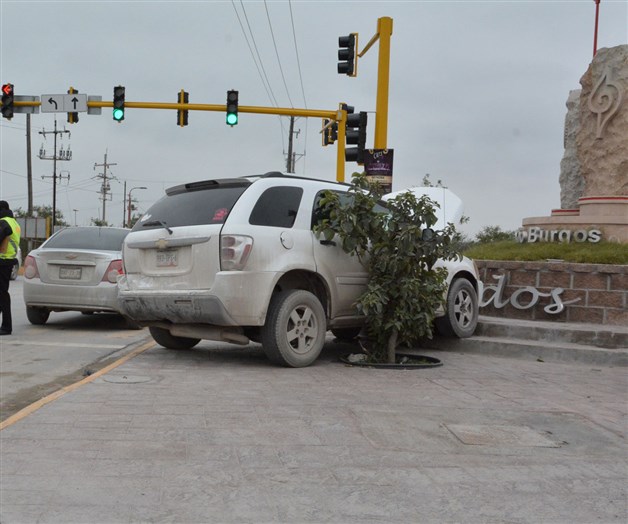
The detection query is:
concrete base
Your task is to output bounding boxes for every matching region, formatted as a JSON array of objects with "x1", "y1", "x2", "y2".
[
  {"x1": 522, "y1": 195, "x2": 628, "y2": 243},
  {"x1": 421, "y1": 316, "x2": 628, "y2": 367}
]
